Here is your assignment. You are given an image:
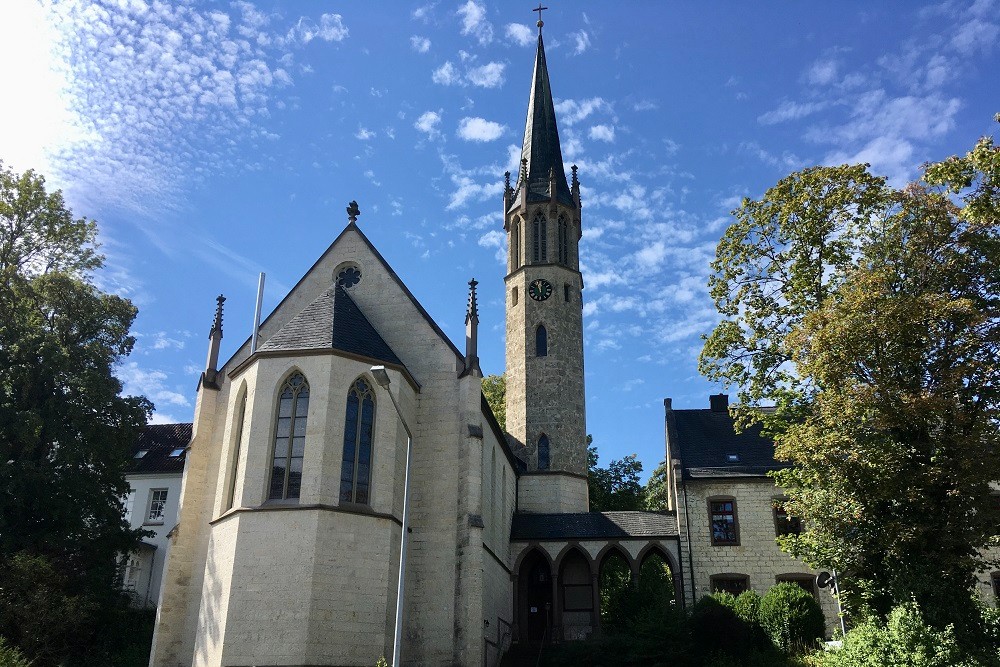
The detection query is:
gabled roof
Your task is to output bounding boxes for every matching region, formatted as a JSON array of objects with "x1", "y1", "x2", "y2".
[
  {"x1": 516, "y1": 33, "x2": 573, "y2": 207},
  {"x1": 511, "y1": 511, "x2": 678, "y2": 540},
  {"x1": 669, "y1": 406, "x2": 786, "y2": 479},
  {"x1": 127, "y1": 423, "x2": 192, "y2": 475},
  {"x1": 258, "y1": 284, "x2": 403, "y2": 368},
  {"x1": 222, "y1": 221, "x2": 464, "y2": 376}
]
